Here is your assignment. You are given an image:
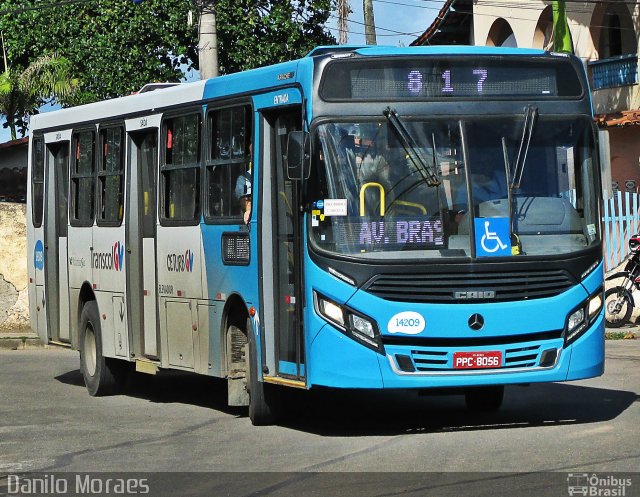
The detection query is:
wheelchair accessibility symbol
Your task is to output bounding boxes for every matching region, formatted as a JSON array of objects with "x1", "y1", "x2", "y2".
[{"x1": 474, "y1": 217, "x2": 511, "y2": 257}]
